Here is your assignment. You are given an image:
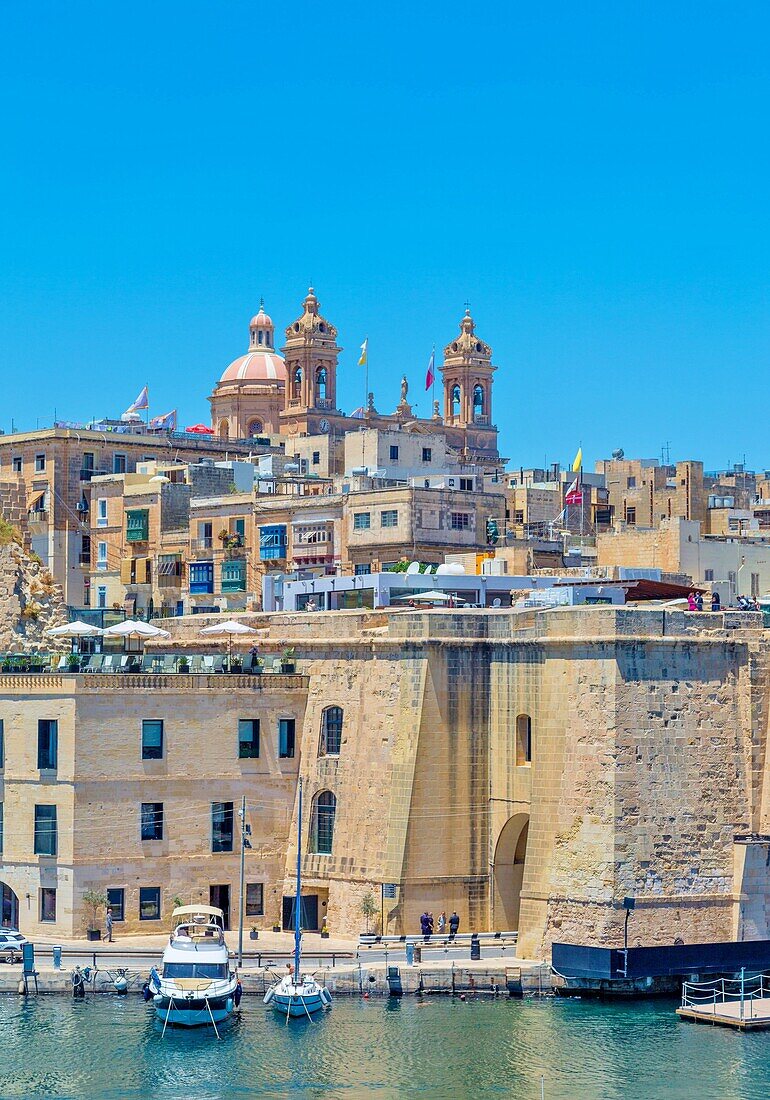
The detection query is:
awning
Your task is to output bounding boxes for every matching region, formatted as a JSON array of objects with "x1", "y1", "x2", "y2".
[{"x1": 27, "y1": 490, "x2": 46, "y2": 511}]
